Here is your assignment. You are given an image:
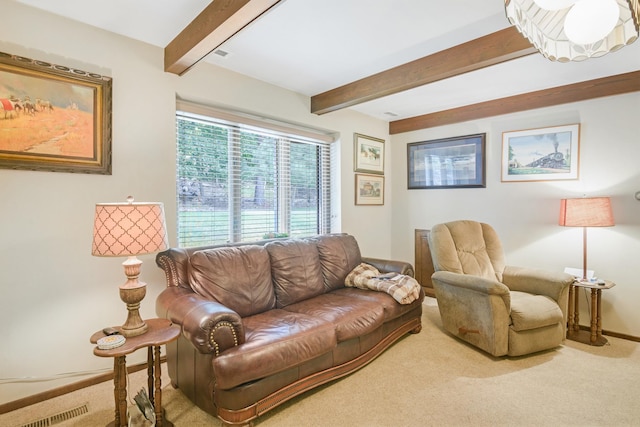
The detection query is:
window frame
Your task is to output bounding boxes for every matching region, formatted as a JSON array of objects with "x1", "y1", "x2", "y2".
[{"x1": 176, "y1": 101, "x2": 335, "y2": 247}]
